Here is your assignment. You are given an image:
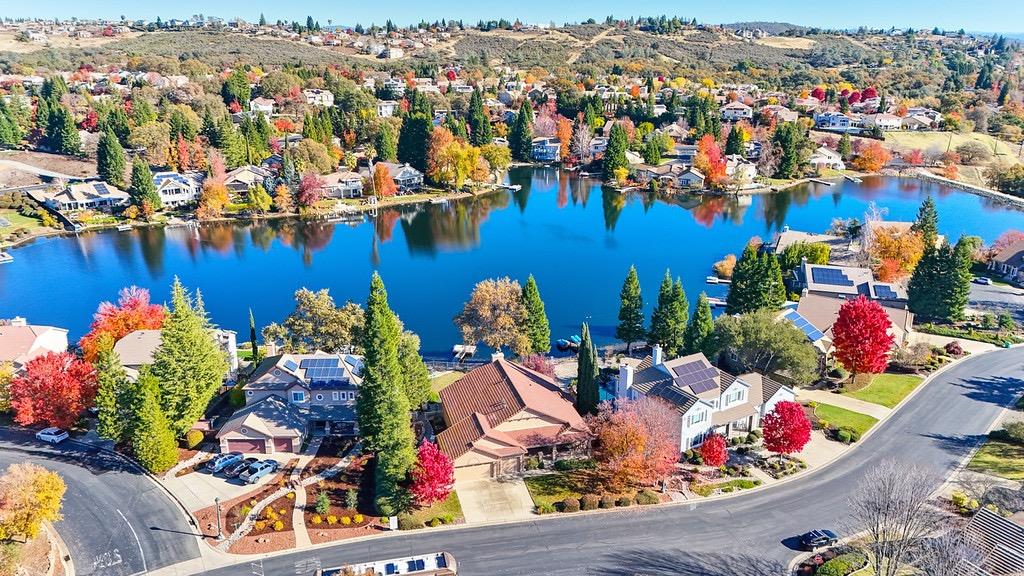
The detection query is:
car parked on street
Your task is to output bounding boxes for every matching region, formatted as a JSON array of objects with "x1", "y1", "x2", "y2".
[
  {"x1": 205, "y1": 452, "x2": 243, "y2": 473},
  {"x1": 800, "y1": 529, "x2": 839, "y2": 551},
  {"x1": 35, "y1": 427, "x2": 69, "y2": 444},
  {"x1": 974, "y1": 276, "x2": 993, "y2": 285},
  {"x1": 223, "y1": 457, "x2": 259, "y2": 478},
  {"x1": 239, "y1": 460, "x2": 280, "y2": 484}
]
